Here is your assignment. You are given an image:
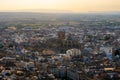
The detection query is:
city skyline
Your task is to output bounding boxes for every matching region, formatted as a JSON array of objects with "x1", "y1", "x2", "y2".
[{"x1": 0, "y1": 0, "x2": 120, "y2": 13}]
